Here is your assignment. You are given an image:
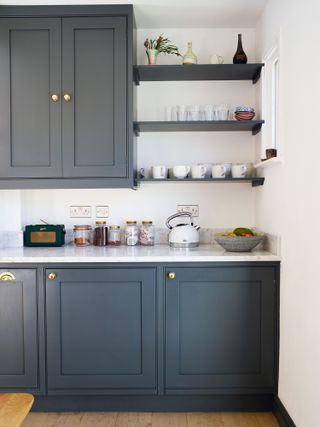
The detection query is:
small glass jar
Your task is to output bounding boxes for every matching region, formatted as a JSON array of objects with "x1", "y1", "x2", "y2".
[
  {"x1": 125, "y1": 221, "x2": 139, "y2": 246},
  {"x1": 93, "y1": 221, "x2": 108, "y2": 246},
  {"x1": 108, "y1": 225, "x2": 121, "y2": 246},
  {"x1": 74, "y1": 225, "x2": 92, "y2": 247},
  {"x1": 139, "y1": 221, "x2": 155, "y2": 246}
]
